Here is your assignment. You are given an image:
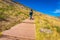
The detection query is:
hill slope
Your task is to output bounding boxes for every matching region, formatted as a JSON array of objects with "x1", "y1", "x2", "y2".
[
  {"x1": 35, "y1": 13, "x2": 60, "y2": 40},
  {"x1": 0, "y1": 0, "x2": 60, "y2": 40},
  {"x1": 0, "y1": 0, "x2": 30, "y2": 32}
]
